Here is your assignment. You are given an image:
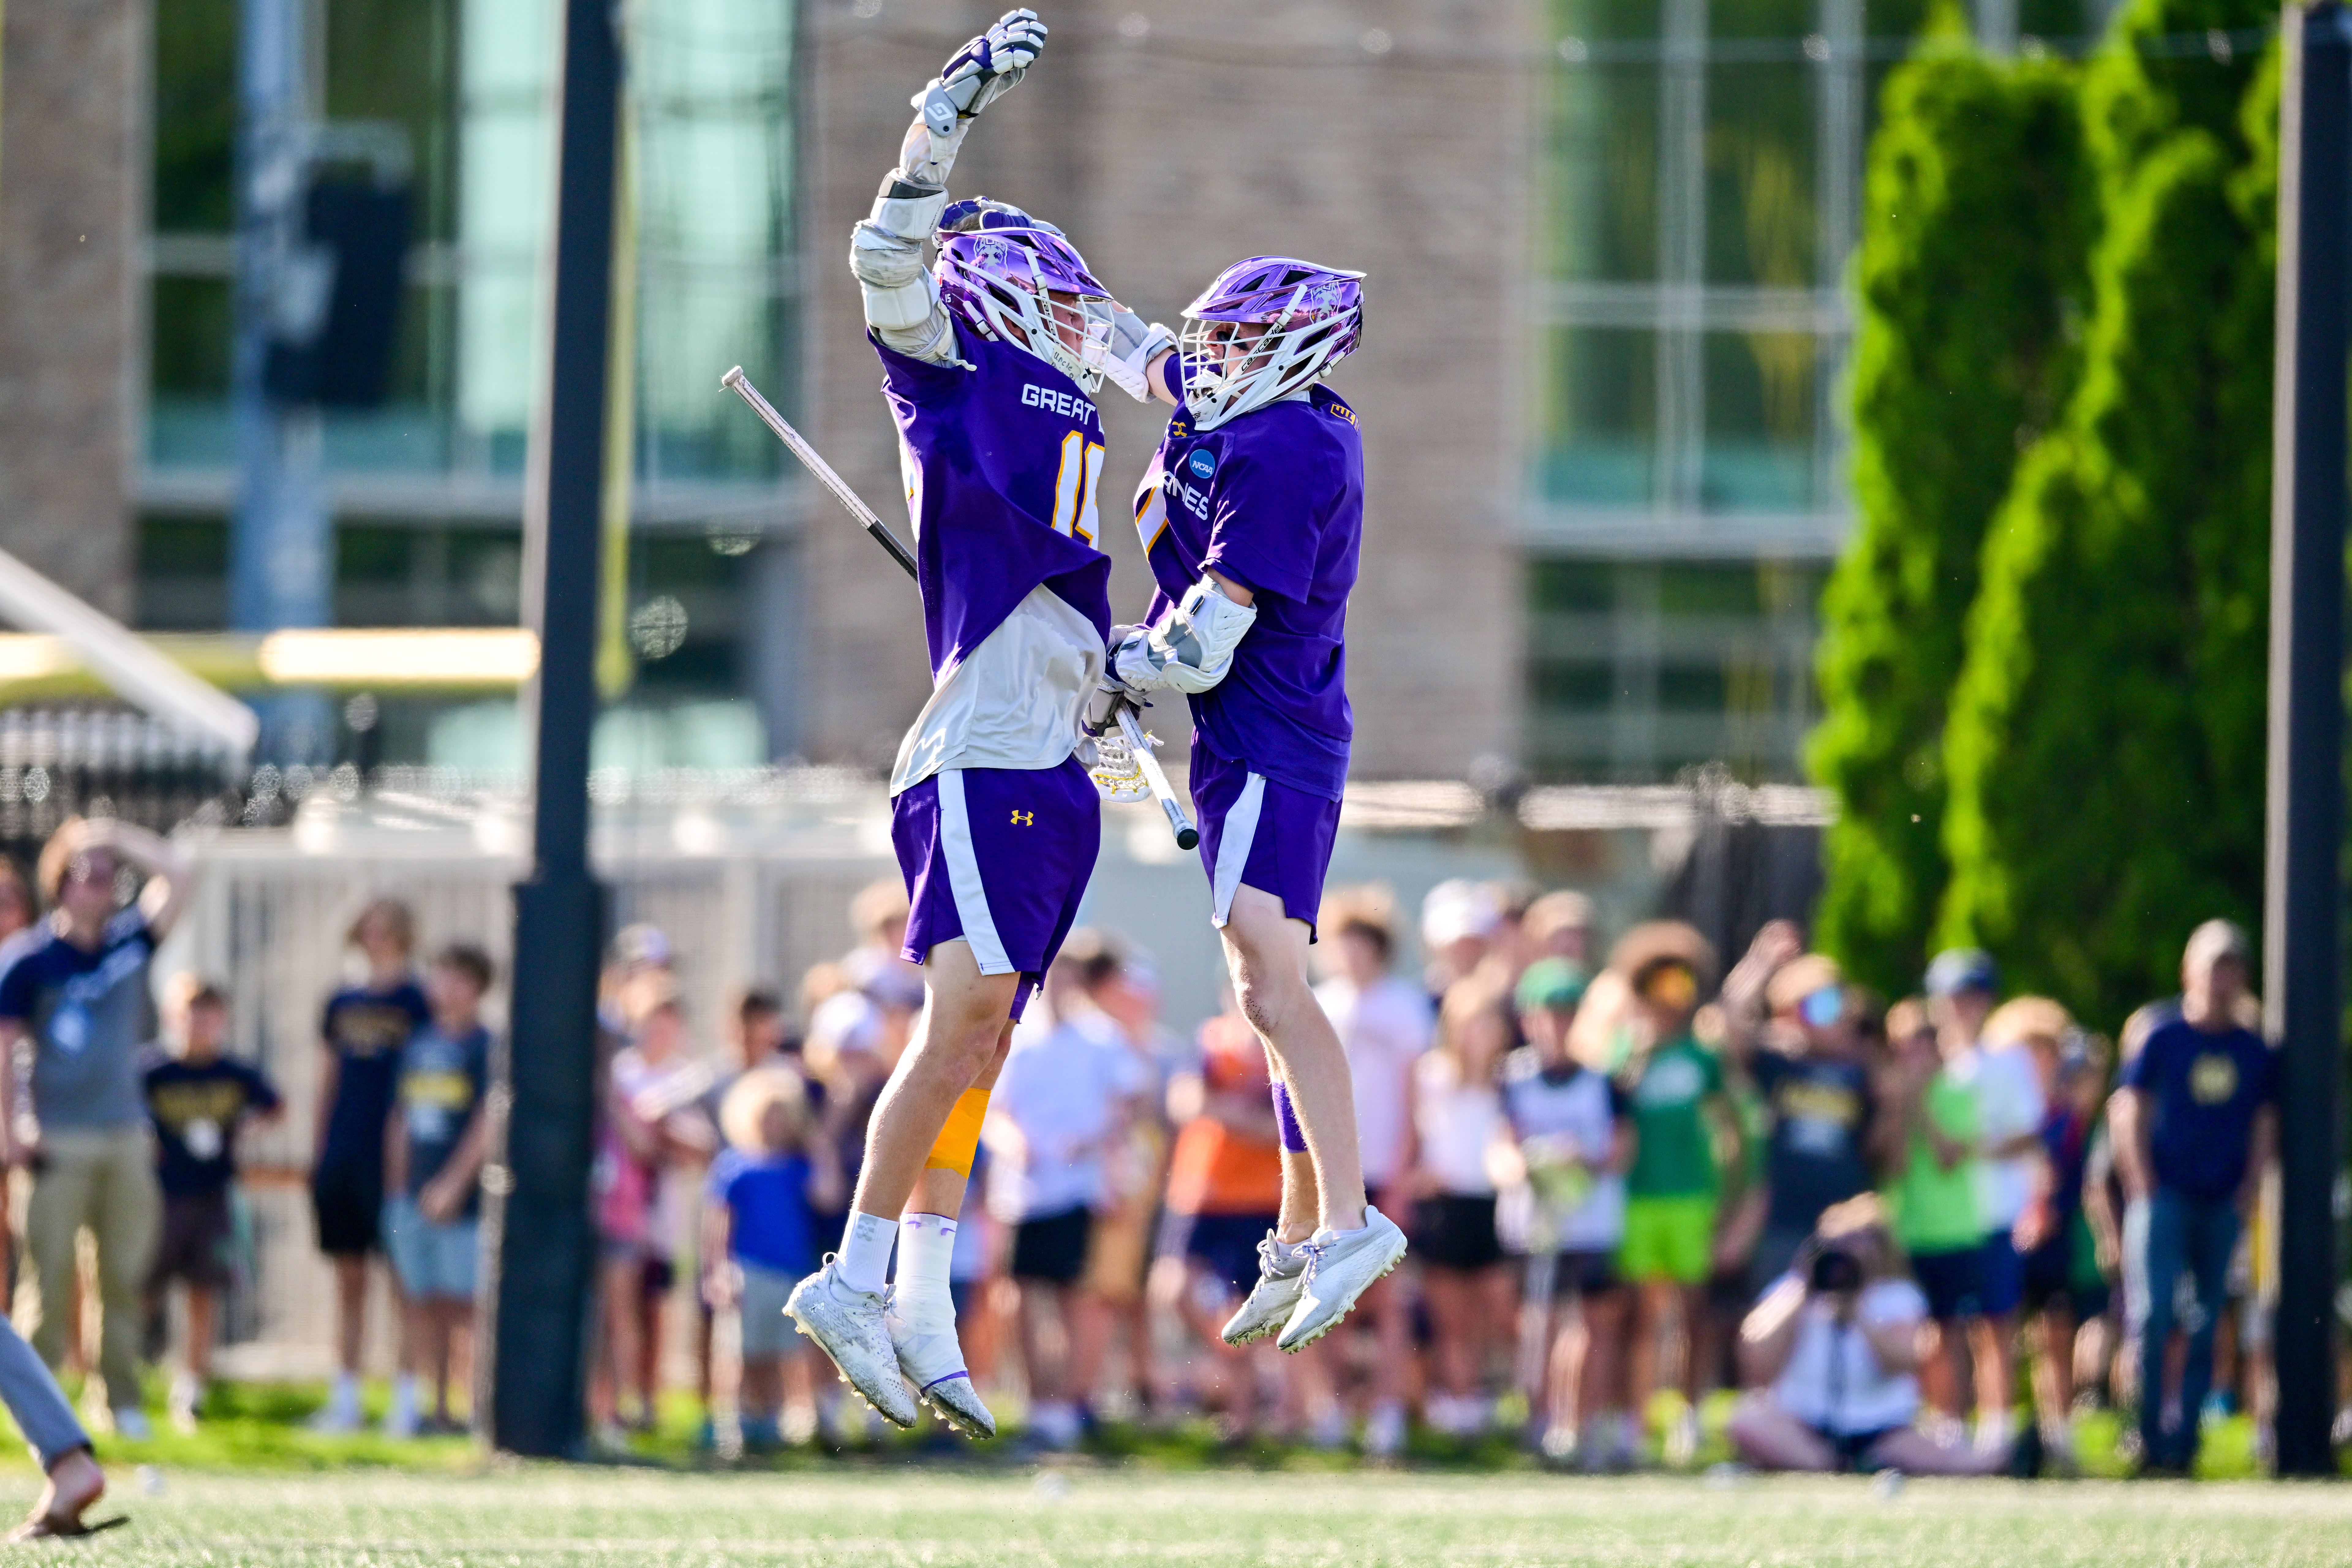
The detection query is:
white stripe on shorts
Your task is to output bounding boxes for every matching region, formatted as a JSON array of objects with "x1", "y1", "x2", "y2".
[
  {"x1": 936, "y1": 769, "x2": 1013, "y2": 974},
  {"x1": 1209, "y1": 772, "x2": 1267, "y2": 929}
]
